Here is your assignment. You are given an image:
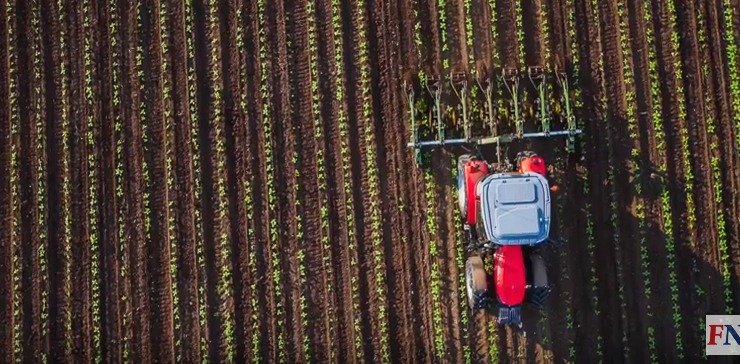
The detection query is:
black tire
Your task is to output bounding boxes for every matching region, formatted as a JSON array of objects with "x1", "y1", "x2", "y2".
[
  {"x1": 527, "y1": 254, "x2": 549, "y2": 307},
  {"x1": 465, "y1": 255, "x2": 491, "y2": 310}
]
